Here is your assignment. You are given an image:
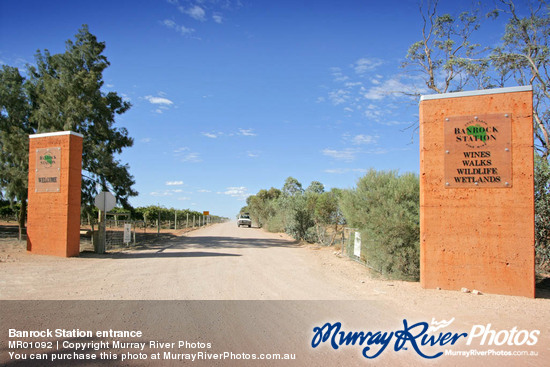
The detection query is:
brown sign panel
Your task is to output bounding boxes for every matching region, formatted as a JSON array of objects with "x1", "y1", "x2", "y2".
[
  {"x1": 444, "y1": 113, "x2": 512, "y2": 188},
  {"x1": 35, "y1": 147, "x2": 61, "y2": 192}
]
